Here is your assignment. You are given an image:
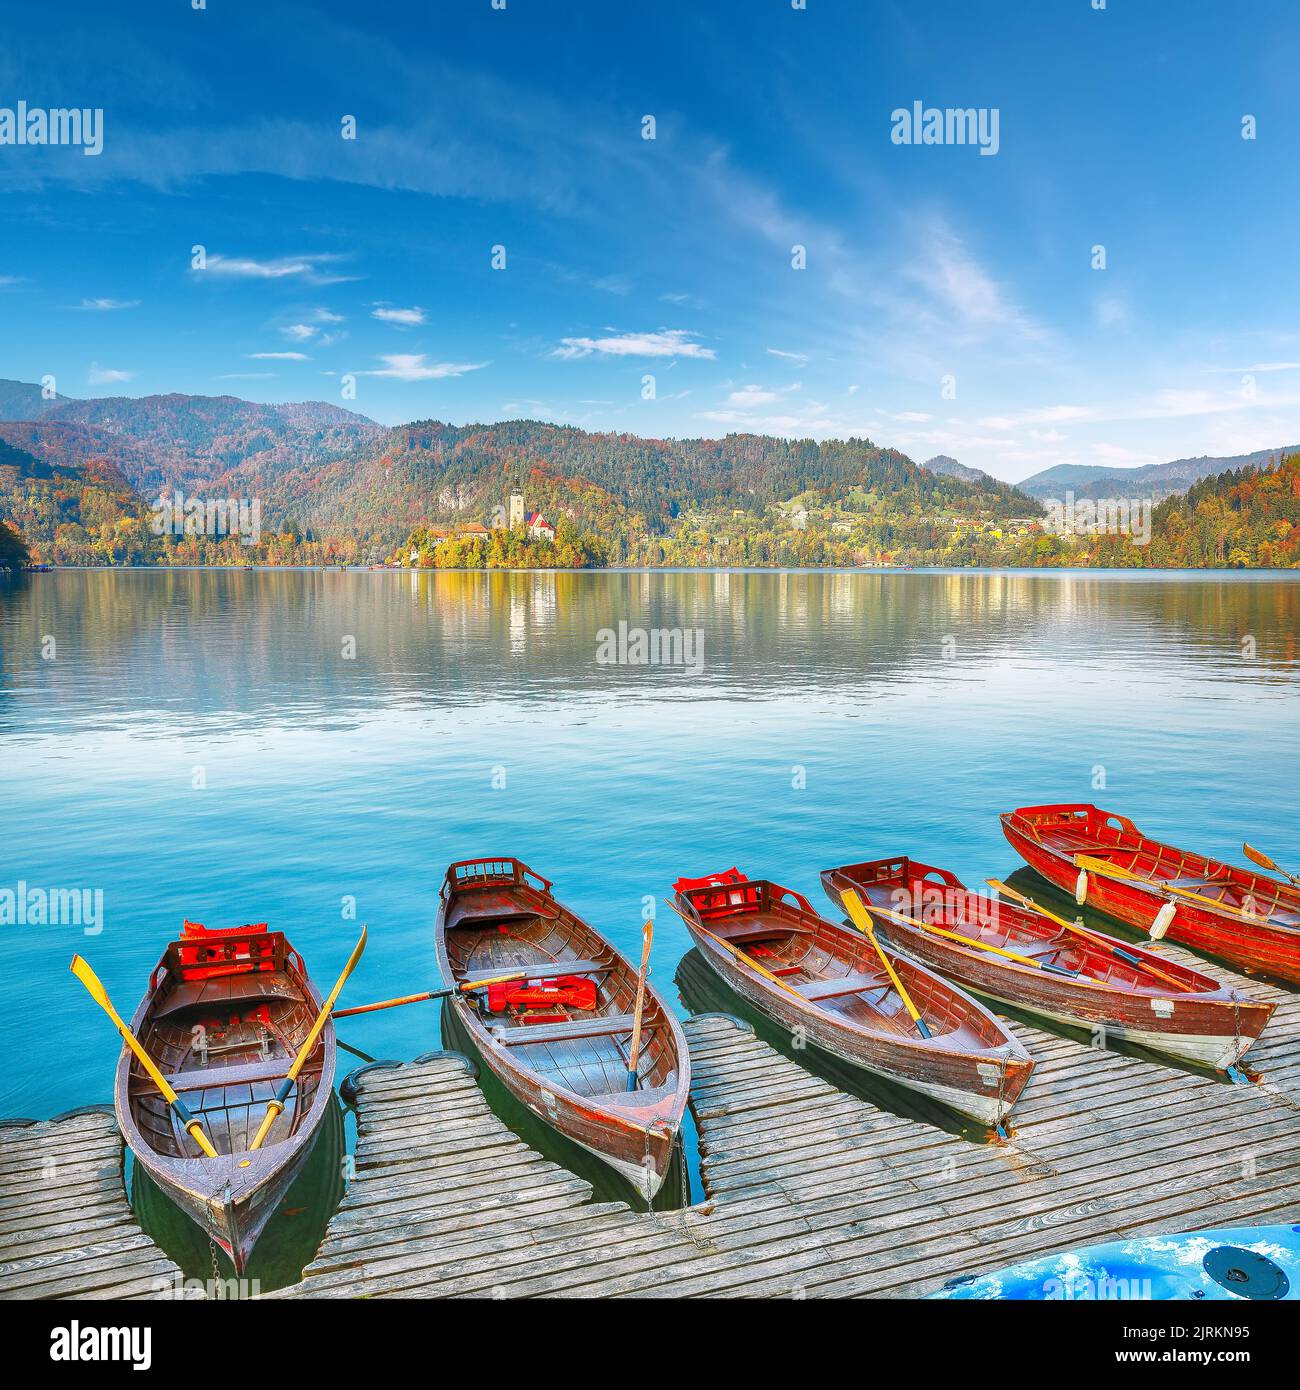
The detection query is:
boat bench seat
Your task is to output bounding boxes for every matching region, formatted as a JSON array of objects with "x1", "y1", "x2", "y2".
[
  {"x1": 152, "y1": 972, "x2": 292, "y2": 1020},
  {"x1": 710, "y1": 918, "x2": 808, "y2": 945},
  {"x1": 461, "y1": 958, "x2": 611, "y2": 985},
  {"x1": 793, "y1": 972, "x2": 884, "y2": 1002},
  {"x1": 131, "y1": 1056, "x2": 293, "y2": 1094},
  {"x1": 494, "y1": 1013, "x2": 639, "y2": 1045}
]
